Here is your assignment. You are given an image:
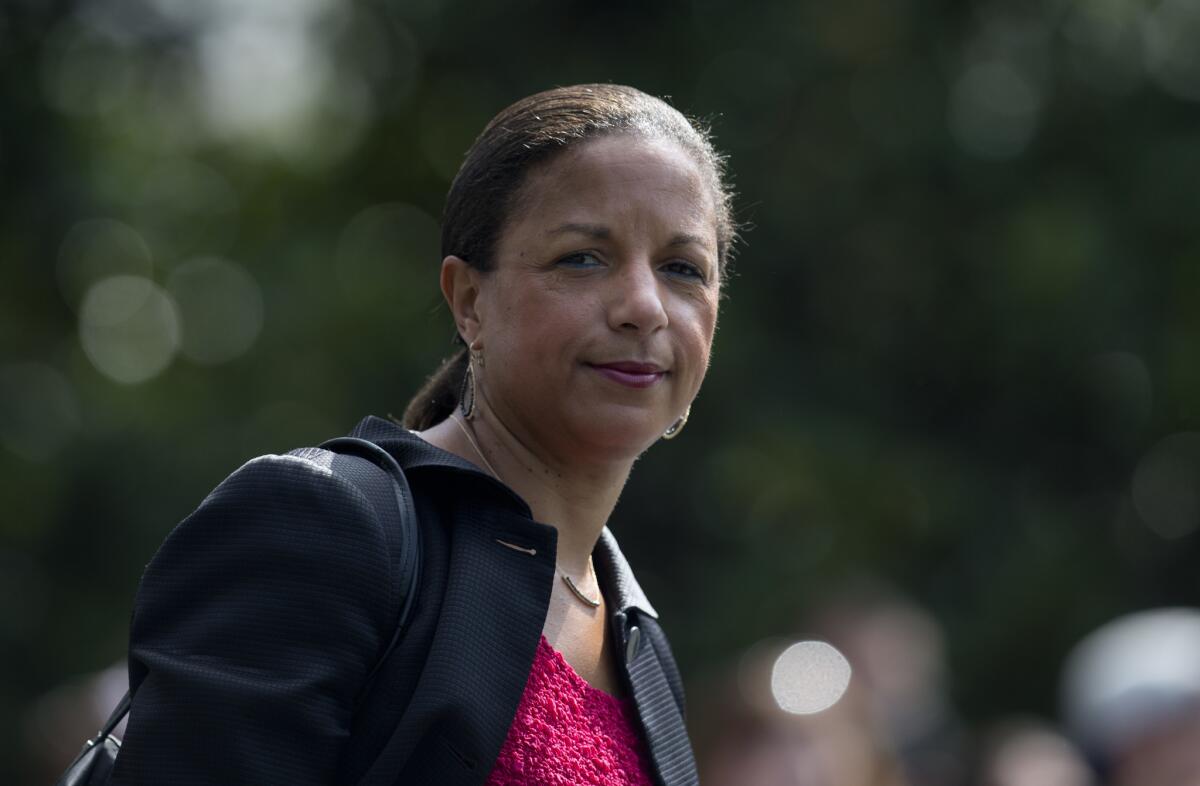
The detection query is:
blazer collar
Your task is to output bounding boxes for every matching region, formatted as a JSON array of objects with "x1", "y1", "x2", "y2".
[
  {"x1": 349, "y1": 414, "x2": 527, "y2": 510},
  {"x1": 595, "y1": 527, "x2": 659, "y2": 619},
  {"x1": 347, "y1": 415, "x2": 658, "y2": 620}
]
